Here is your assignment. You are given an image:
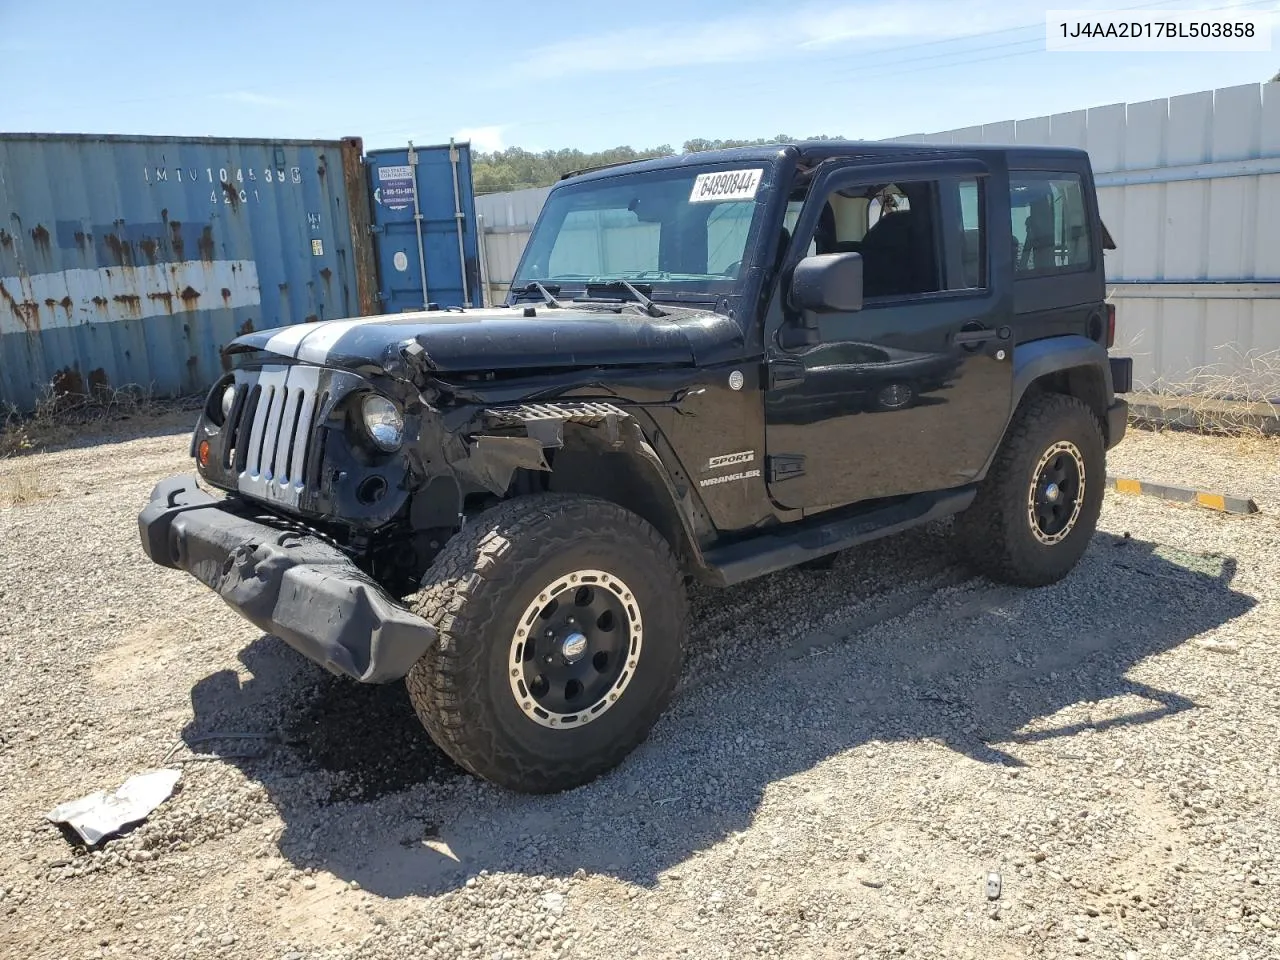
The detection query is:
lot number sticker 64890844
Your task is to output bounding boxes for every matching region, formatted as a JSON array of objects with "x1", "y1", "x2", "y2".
[{"x1": 689, "y1": 169, "x2": 763, "y2": 203}]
